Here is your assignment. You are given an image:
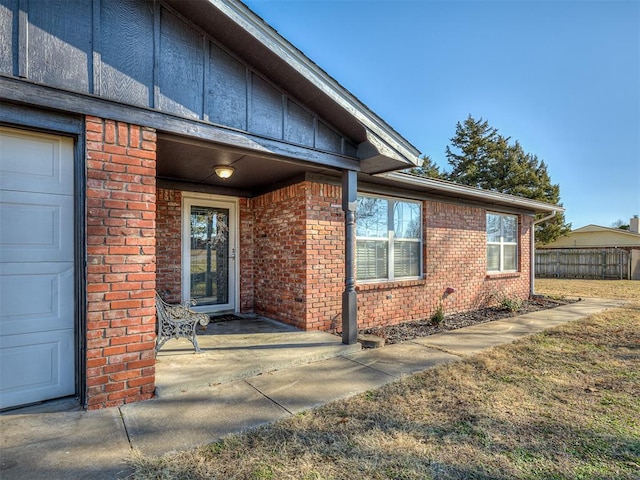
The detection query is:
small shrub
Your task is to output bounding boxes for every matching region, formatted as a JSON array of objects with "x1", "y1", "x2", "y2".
[
  {"x1": 431, "y1": 303, "x2": 445, "y2": 325},
  {"x1": 500, "y1": 295, "x2": 523, "y2": 312},
  {"x1": 547, "y1": 293, "x2": 566, "y2": 301}
]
